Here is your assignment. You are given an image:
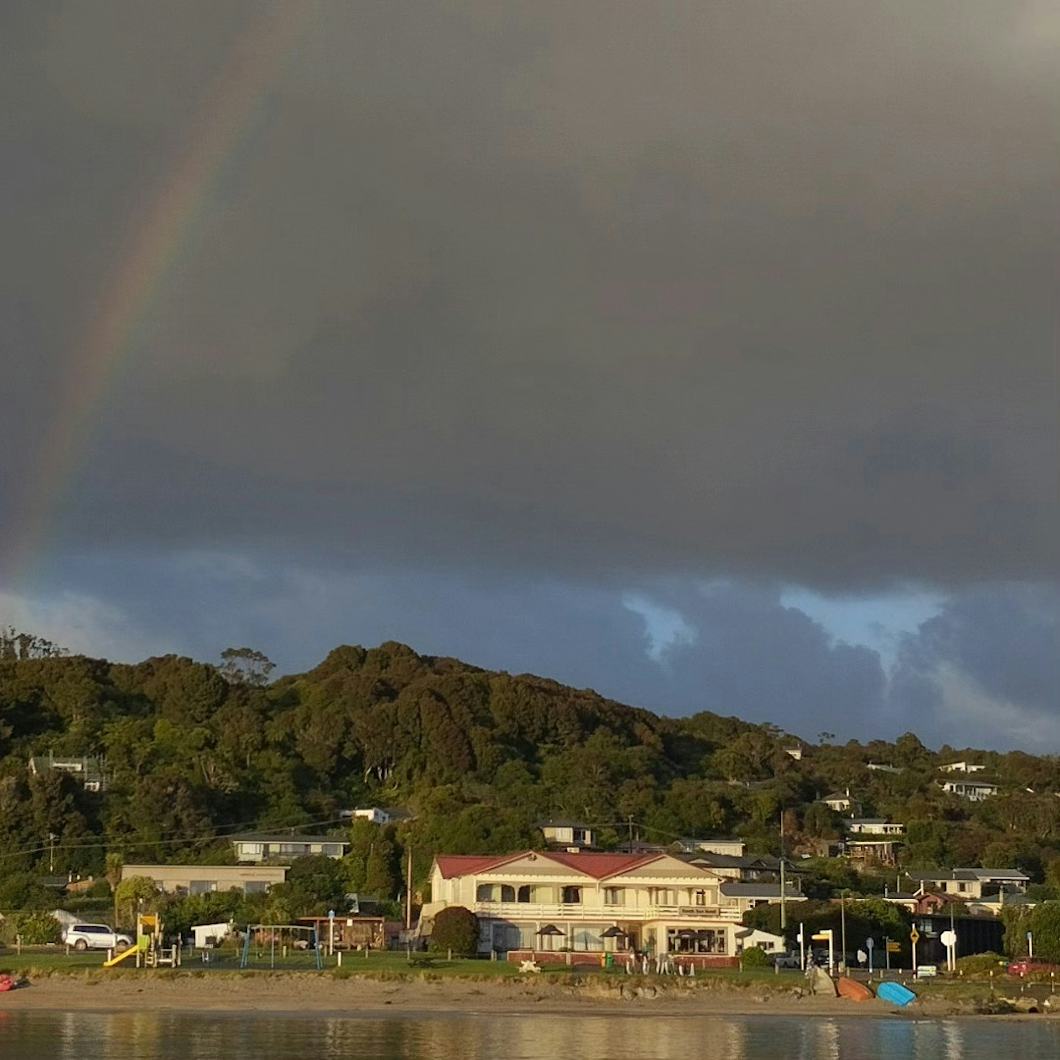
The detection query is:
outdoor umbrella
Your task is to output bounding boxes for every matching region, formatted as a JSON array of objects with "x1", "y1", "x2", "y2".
[
  {"x1": 536, "y1": 925, "x2": 564, "y2": 936},
  {"x1": 600, "y1": 927, "x2": 627, "y2": 938}
]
